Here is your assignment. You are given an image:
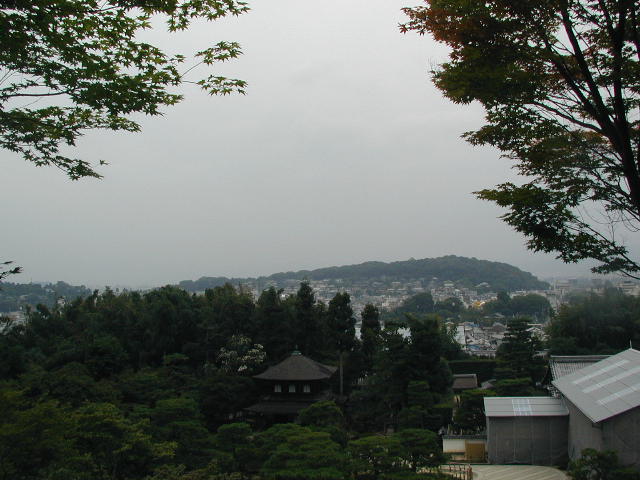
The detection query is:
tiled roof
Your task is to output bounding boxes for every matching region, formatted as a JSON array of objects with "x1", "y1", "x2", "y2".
[
  {"x1": 452, "y1": 374, "x2": 478, "y2": 390},
  {"x1": 553, "y1": 348, "x2": 640, "y2": 423},
  {"x1": 254, "y1": 352, "x2": 337, "y2": 381},
  {"x1": 549, "y1": 355, "x2": 610, "y2": 381},
  {"x1": 484, "y1": 397, "x2": 569, "y2": 417}
]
